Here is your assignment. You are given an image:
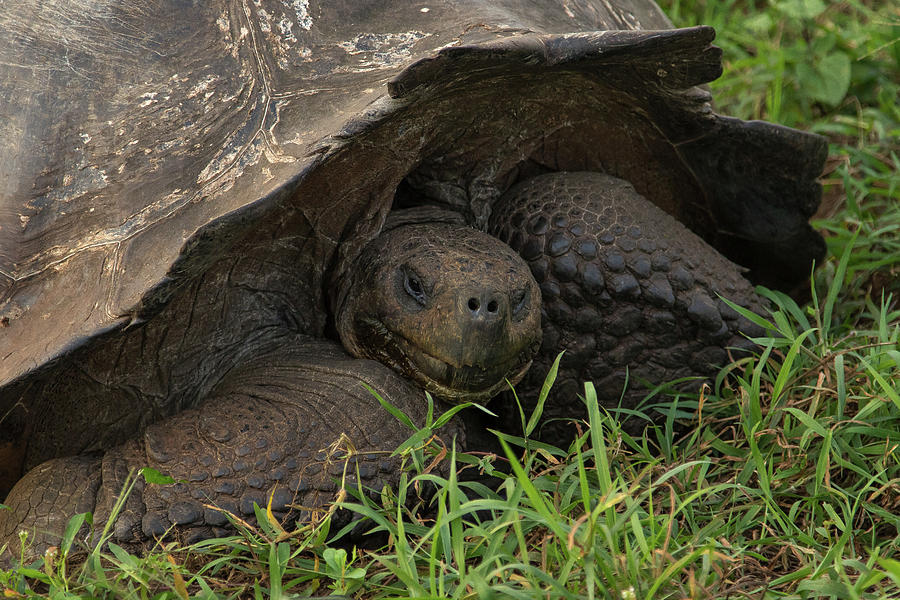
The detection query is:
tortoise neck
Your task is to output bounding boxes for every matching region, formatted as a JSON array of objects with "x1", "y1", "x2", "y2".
[{"x1": 382, "y1": 206, "x2": 467, "y2": 231}]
